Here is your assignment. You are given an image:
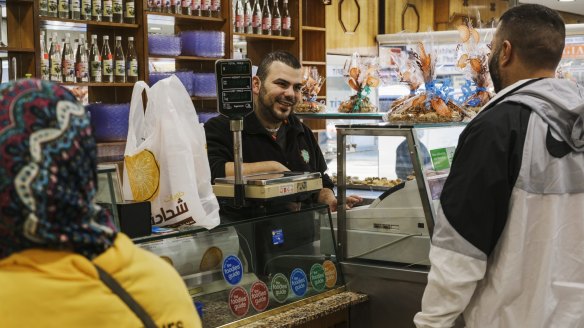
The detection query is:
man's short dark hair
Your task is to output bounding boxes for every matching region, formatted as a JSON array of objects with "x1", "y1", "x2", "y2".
[
  {"x1": 497, "y1": 4, "x2": 565, "y2": 71},
  {"x1": 256, "y1": 50, "x2": 301, "y2": 82}
]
